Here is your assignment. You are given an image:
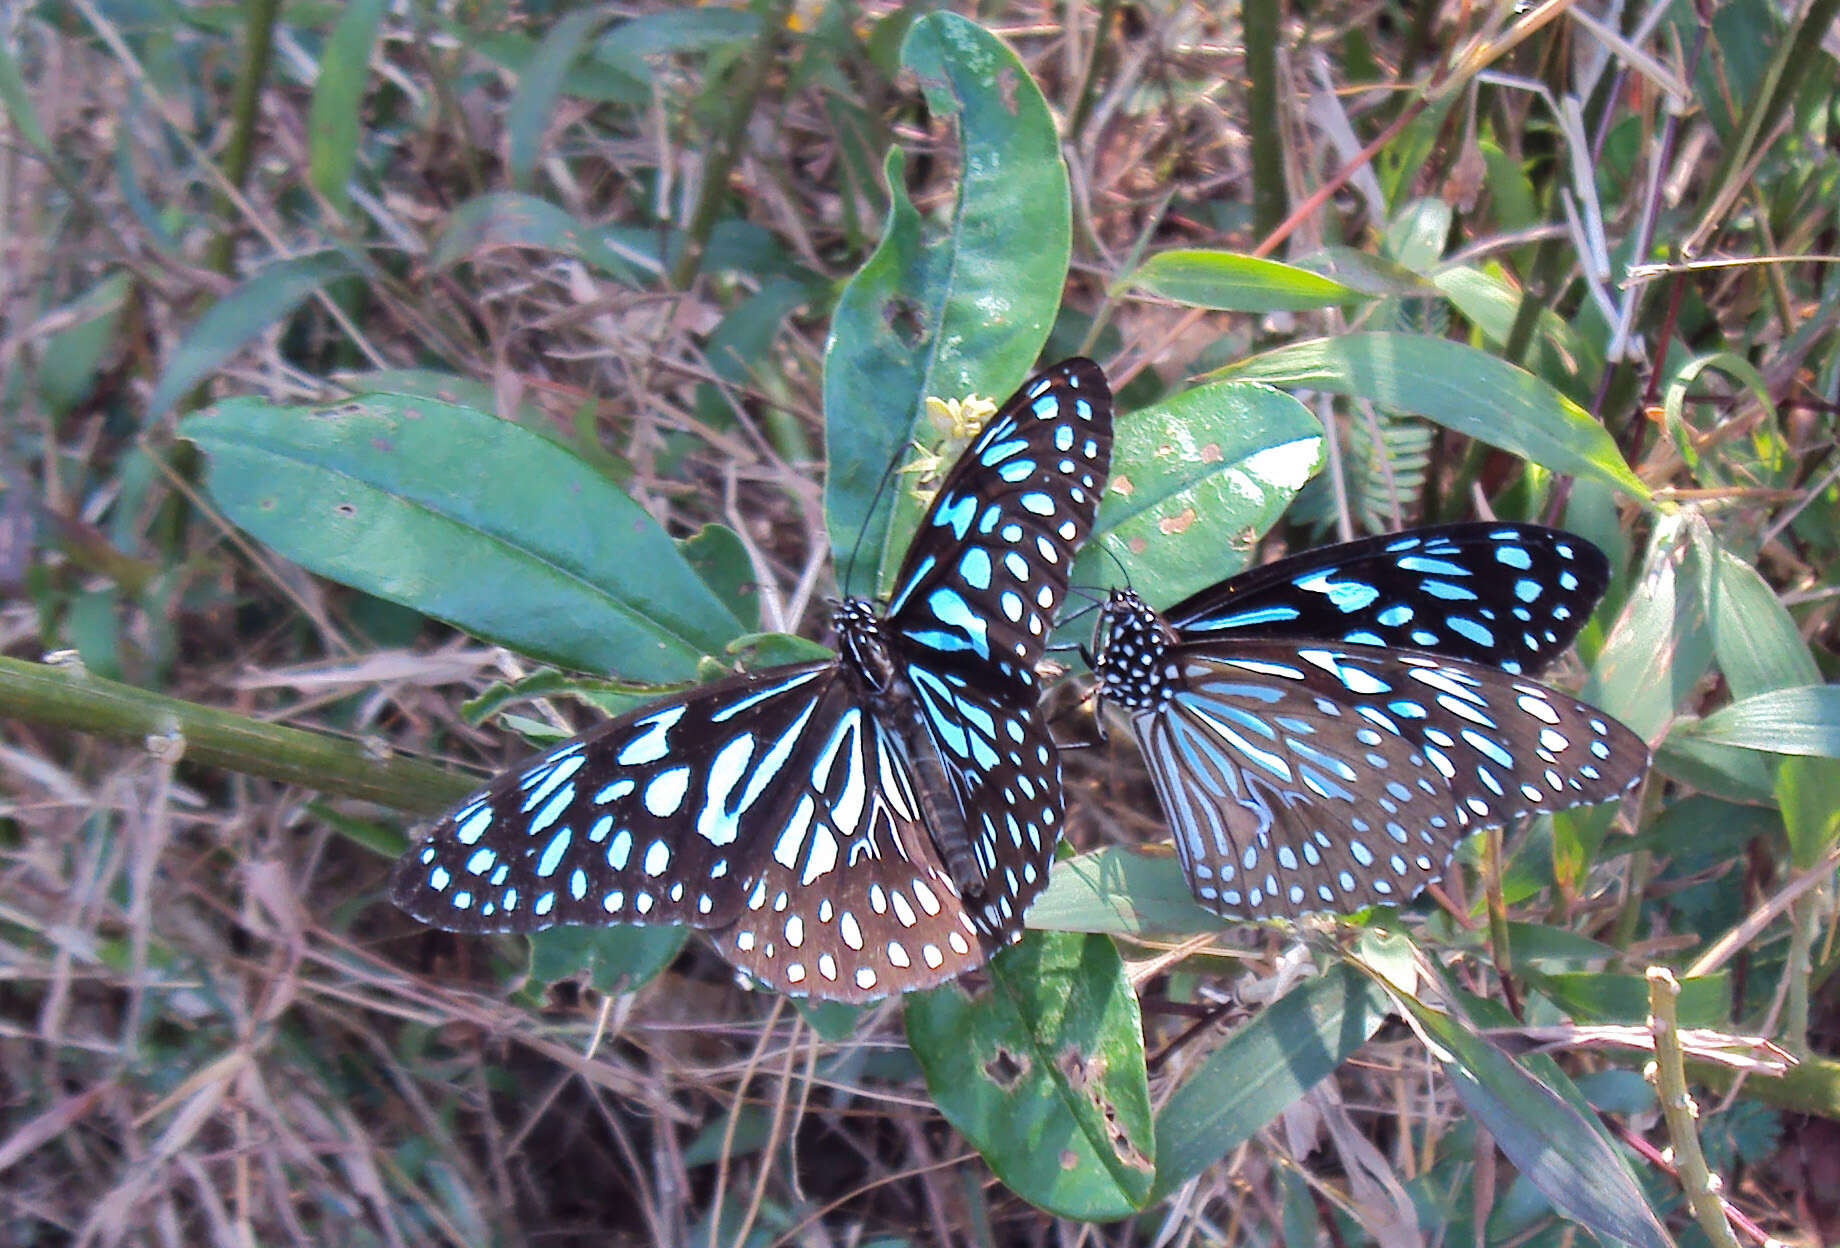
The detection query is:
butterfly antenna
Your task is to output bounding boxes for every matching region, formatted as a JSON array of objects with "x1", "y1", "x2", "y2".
[
  {"x1": 841, "y1": 433, "x2": 911, "y2": 599},
  {"x1": 1095, "y1": 538, "x2": 1133, "y2": 589}
]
